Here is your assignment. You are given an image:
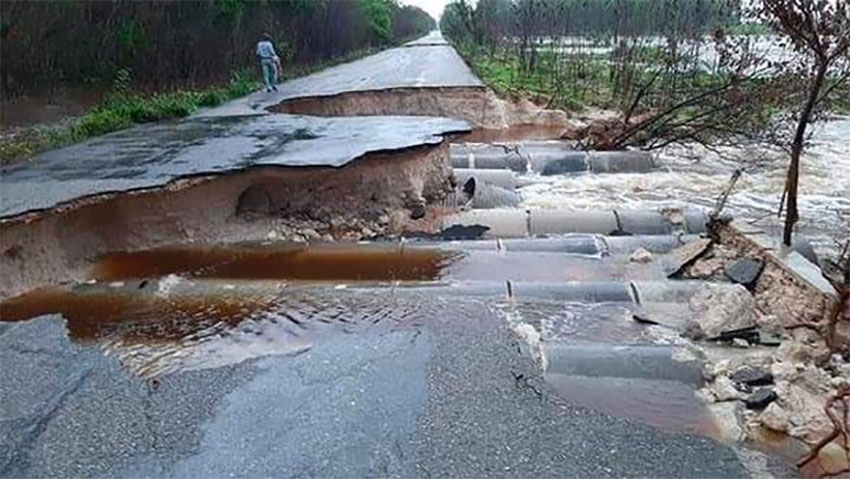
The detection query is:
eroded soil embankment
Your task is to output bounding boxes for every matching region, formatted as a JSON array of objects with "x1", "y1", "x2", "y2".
[
  {"x1": 0, "y1": 143, "x2": 451, "y2": 299},
  {"x1": 271, "y1": 87, "x2": 571, "y2": 130}
]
